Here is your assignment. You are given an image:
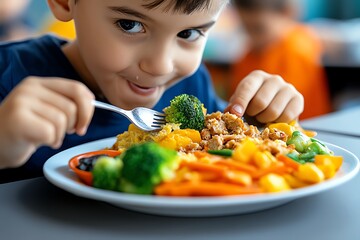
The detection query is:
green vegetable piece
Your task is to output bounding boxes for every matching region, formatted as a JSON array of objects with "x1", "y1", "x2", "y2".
[
  {"x1": 286, "y1": 151, "x2": 306, "y2": 164},
  {"x1": 306, "y1": 142, "x2": 332, "y2": 156},
  {"x1": 309, "y1": 138, "x2": 334, "y2": 155},
  {"x1": 163, "y1": 94, "x2": 205, "y2": 131},
  {"x1": 120, "y1": 142, "x2": 179, "y2": 195},
  {"x1": 92, "y1": 156, "x2": 123, "y2": 191},
  {"x1": 207, "y1": 149, "x2": 233, "y2": 157},
  {"x1": 286, "y1": 131, "x2": 311, "y2": 153},
  {"x1": 298, "y1": 151, "x2": 316, "y2": 162},
  {"x1": 286, "y1": 151, "x2": 300, "y2": 161}
]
